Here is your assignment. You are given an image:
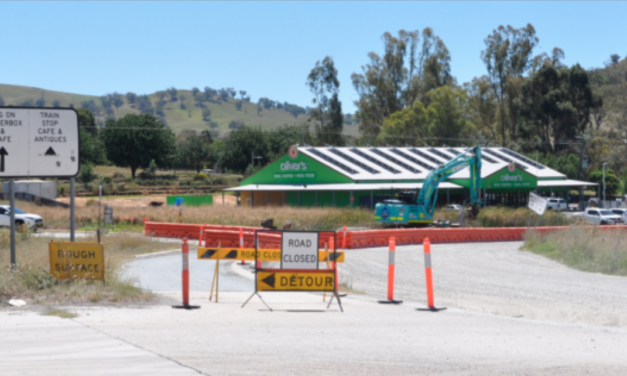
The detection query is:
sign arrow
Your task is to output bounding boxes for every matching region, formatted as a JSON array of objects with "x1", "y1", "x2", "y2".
[
  {"x1": 261, "y1": 273, "x2": 275, "y2": 289},
  {"x1": 0, "y1": 147, "x2": 7, "y2": 173}
]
